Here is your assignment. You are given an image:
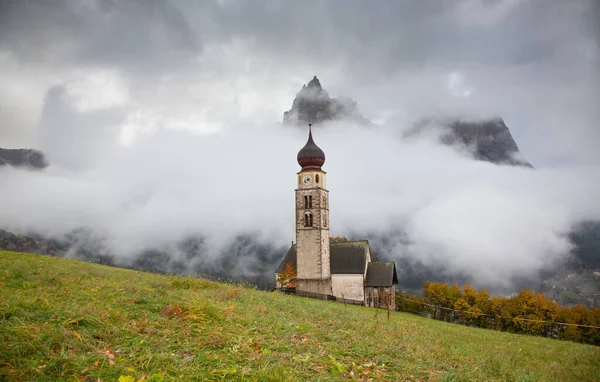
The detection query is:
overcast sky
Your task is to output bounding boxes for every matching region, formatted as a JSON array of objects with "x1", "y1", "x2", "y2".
[
  {"x1": 0, "y1": 0, "x2": 599, "y2": 290},
  {"x1": 1, "y1": 0, "x2": 599, "y2": 165}
]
